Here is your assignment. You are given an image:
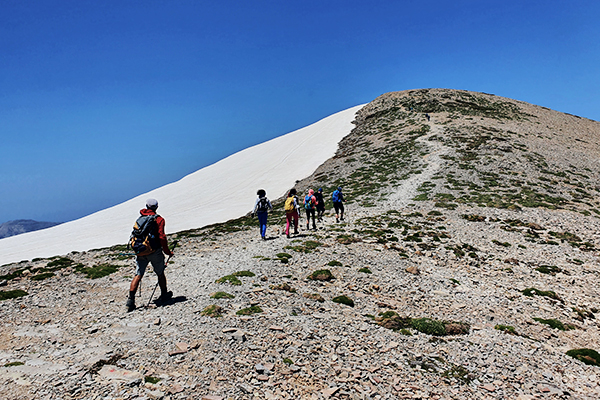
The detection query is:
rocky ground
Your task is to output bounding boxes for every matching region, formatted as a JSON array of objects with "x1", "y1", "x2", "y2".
[{"x1": 1, "y1": 89, "x2": 600, "y2": 399}]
